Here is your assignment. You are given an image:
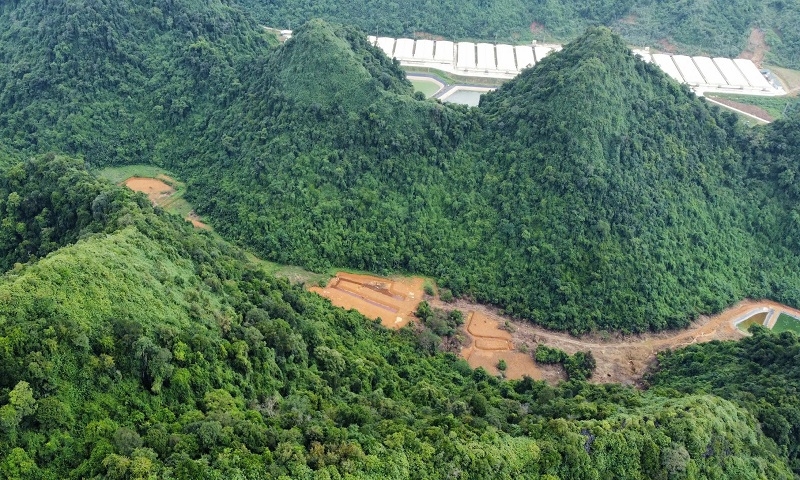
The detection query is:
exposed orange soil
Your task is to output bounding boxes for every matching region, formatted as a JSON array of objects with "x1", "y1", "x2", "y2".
[
  {"x1": 433, "y1": 298, "x2": 800, "y2": 386},
  {"x1": 309, "y1": 273, "x2": 425, "y2": 329},
  {"x1": 122, "y1": 176, "x2": 209, "y2": 229},
  {"x1": 740, "y1": 28, "x2": 768, "y2": 66},
  {"x1": 460, "y1": 310, "x2": 542, "y2": 380},
  {"x1": 124, "y1": 177, "x2": 175, "y2": 202}
]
